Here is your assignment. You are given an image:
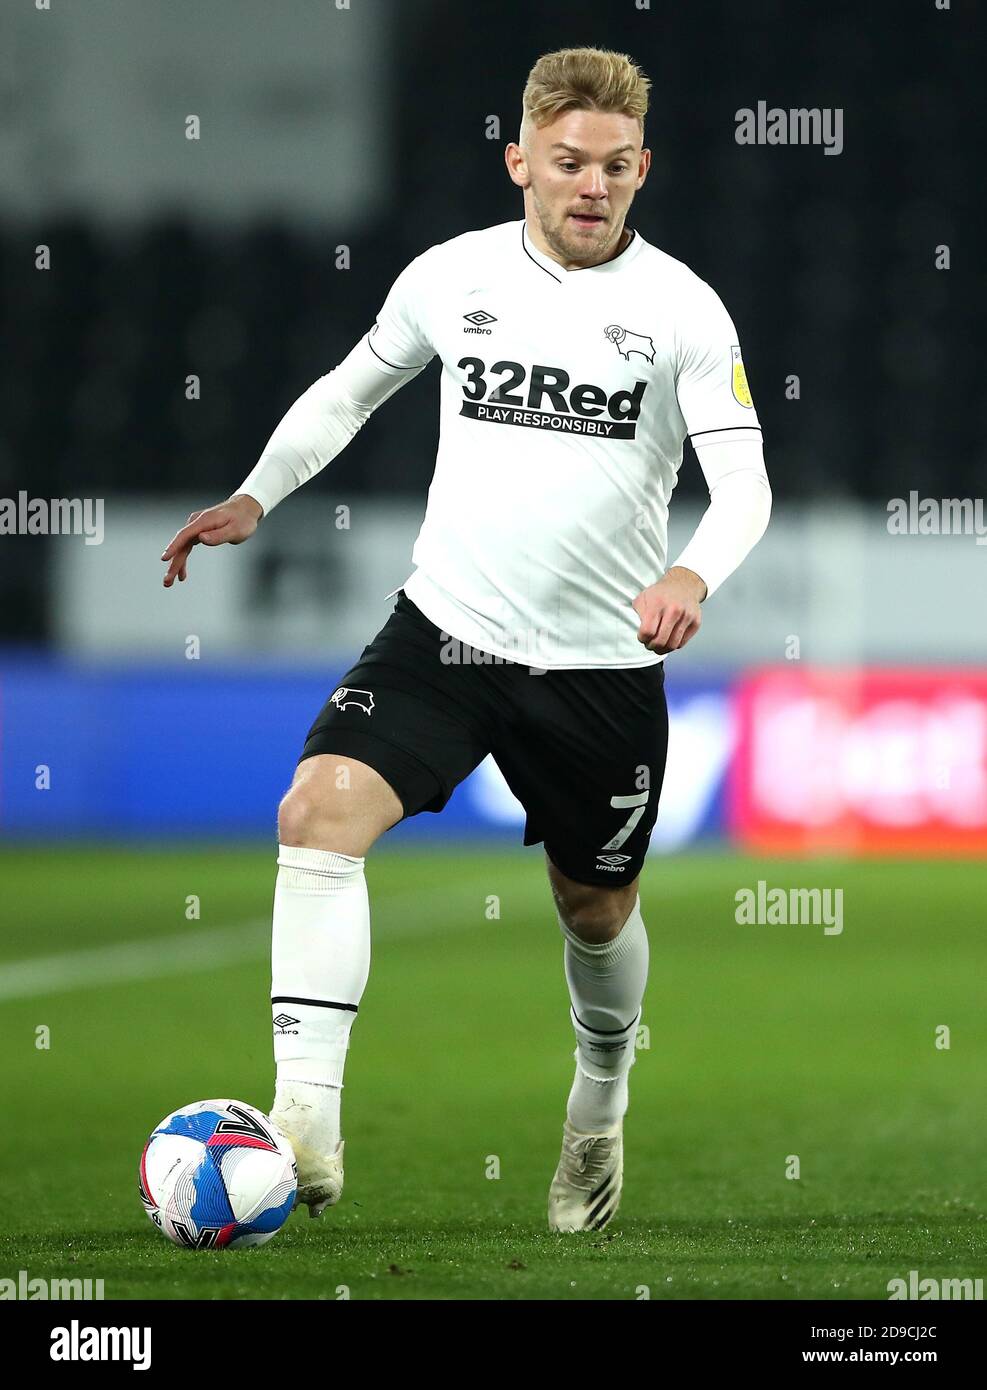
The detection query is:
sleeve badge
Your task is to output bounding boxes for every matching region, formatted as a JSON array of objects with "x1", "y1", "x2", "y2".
[{"x1": 731, "y1": 345, "x2": 754, "y2": 408}]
